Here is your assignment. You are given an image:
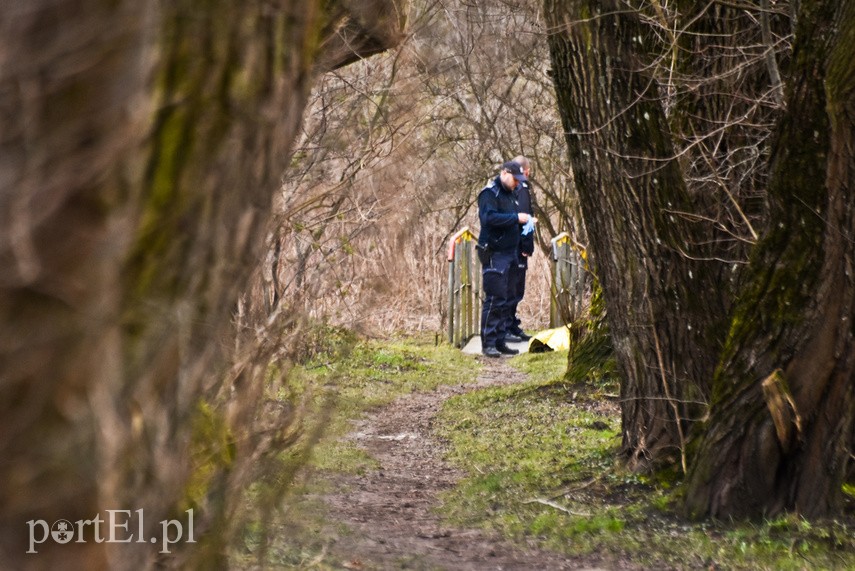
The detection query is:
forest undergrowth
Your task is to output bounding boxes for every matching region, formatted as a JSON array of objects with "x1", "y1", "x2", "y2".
[
  {"x1": 438, "y1": 350, "x2": 855, "y2": 570},
  {"x1": 232, "y1": 331, "x2": 855, "y2": 570}
]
